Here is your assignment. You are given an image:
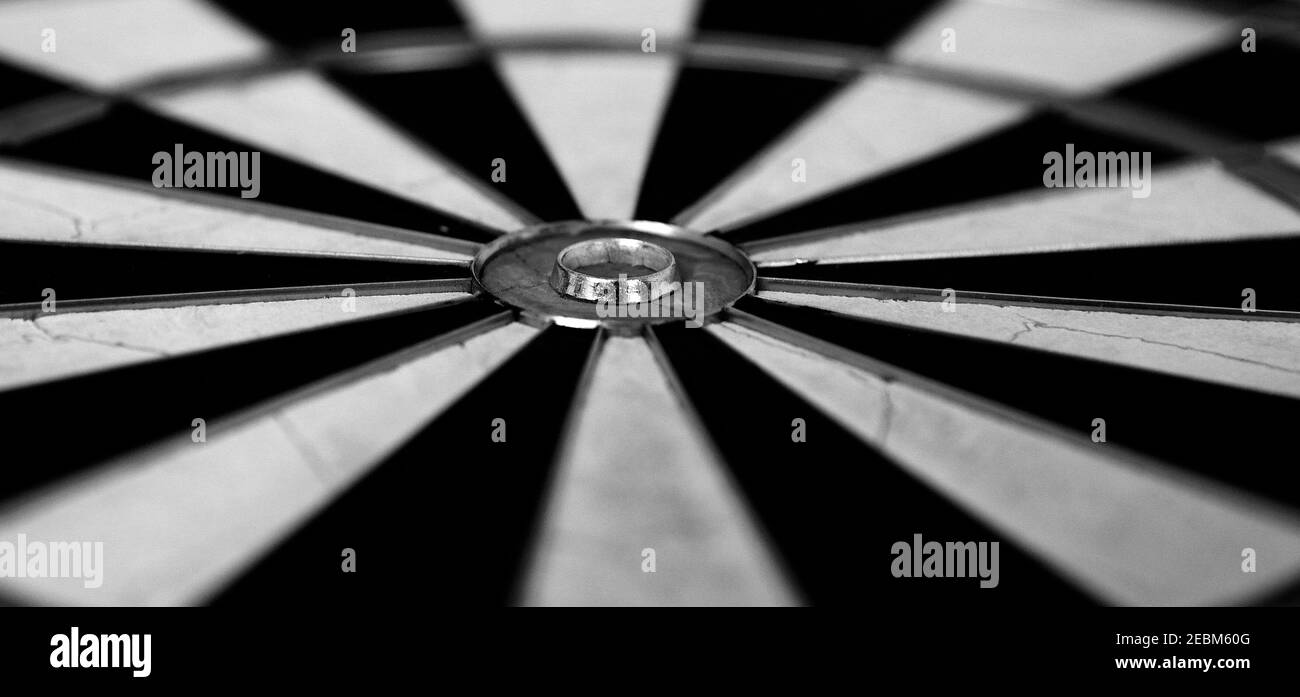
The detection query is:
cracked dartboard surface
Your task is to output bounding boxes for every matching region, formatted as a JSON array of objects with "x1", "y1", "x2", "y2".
[{"x1": 1, "y1": 0, "x2": 1300, "y2": 607}]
